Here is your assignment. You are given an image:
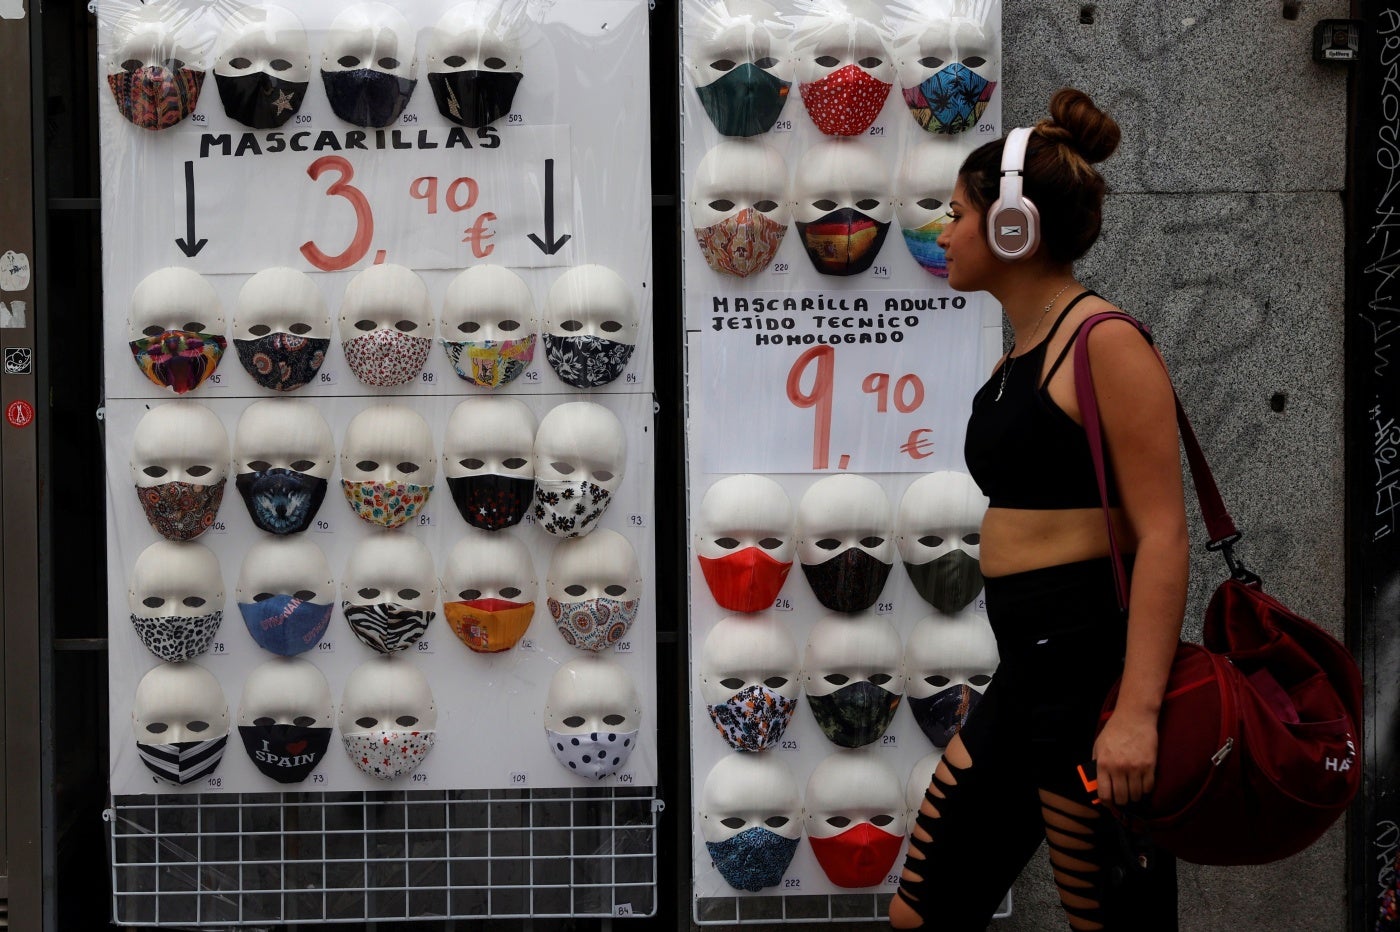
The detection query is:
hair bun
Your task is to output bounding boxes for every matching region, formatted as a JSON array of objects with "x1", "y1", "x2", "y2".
[{"x1": 1037, "y1": 87, "x2": 1120, "y2": 165}]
